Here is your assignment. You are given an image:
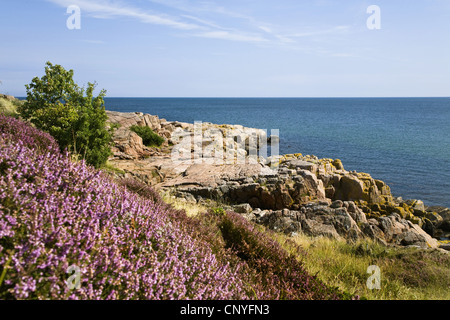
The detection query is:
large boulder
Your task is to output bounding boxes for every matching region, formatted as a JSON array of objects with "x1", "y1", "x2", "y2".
[
  {"x1": 257, "y1": 202, "x2": 364, "y2": 241},
  {"x1": 335, "y1": 175, "x2": 365, "y2": 201},
  {"x1": 253, "y1": 203, "x2": 441, "y2": 249}
]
